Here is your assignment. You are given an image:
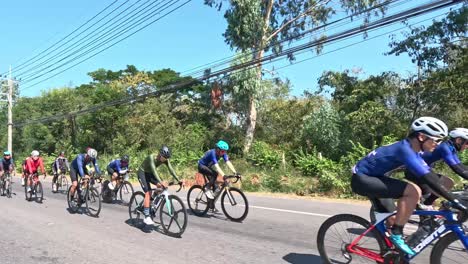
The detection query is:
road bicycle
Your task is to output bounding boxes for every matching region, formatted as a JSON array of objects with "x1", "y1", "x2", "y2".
[
  {"x1": 24, "y1": 172, "x2": 44, "y2": 203},
  {"x1": 128, "y1": 181, "x2": 187, "y2": 237},
  {"x1": 187, "y1": 174, "x2": 249, "y2": 222},
  {"x1": 101, "y1": 172, "x2": 134, "y2": 205},
  {"x1": 52, "y1": 171, "x2": 69, "y2": 193},
  {"x1": 67, "y1": 174, "x2": 102, "y2": 217},
  {"x1": 317, "y1": 199, "x2": 468, "y2": 264}
]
